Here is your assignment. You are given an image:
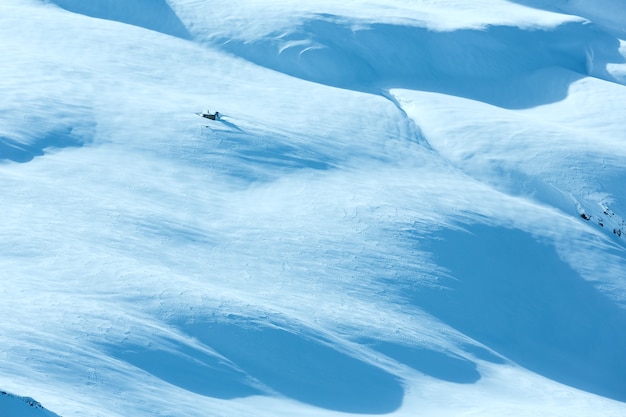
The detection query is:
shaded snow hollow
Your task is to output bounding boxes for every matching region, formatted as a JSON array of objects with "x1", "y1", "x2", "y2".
[{"x1": 1, "y1": 0, "x2": 626, "y2": 416}]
